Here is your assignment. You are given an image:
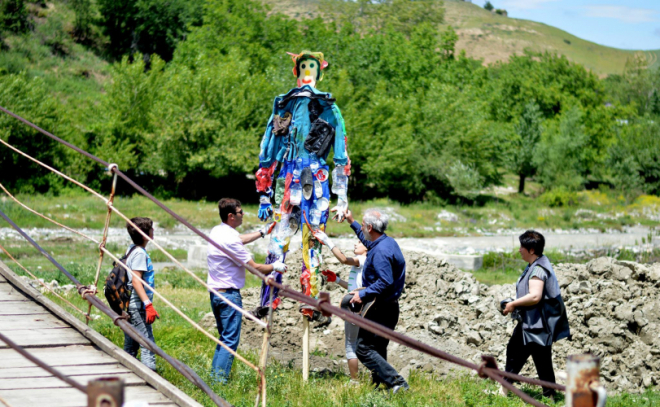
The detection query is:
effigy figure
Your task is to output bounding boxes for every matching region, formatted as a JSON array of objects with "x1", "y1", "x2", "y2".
[{"x1": 253, "y1": 50, "x2": 350, "y2": 321}]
